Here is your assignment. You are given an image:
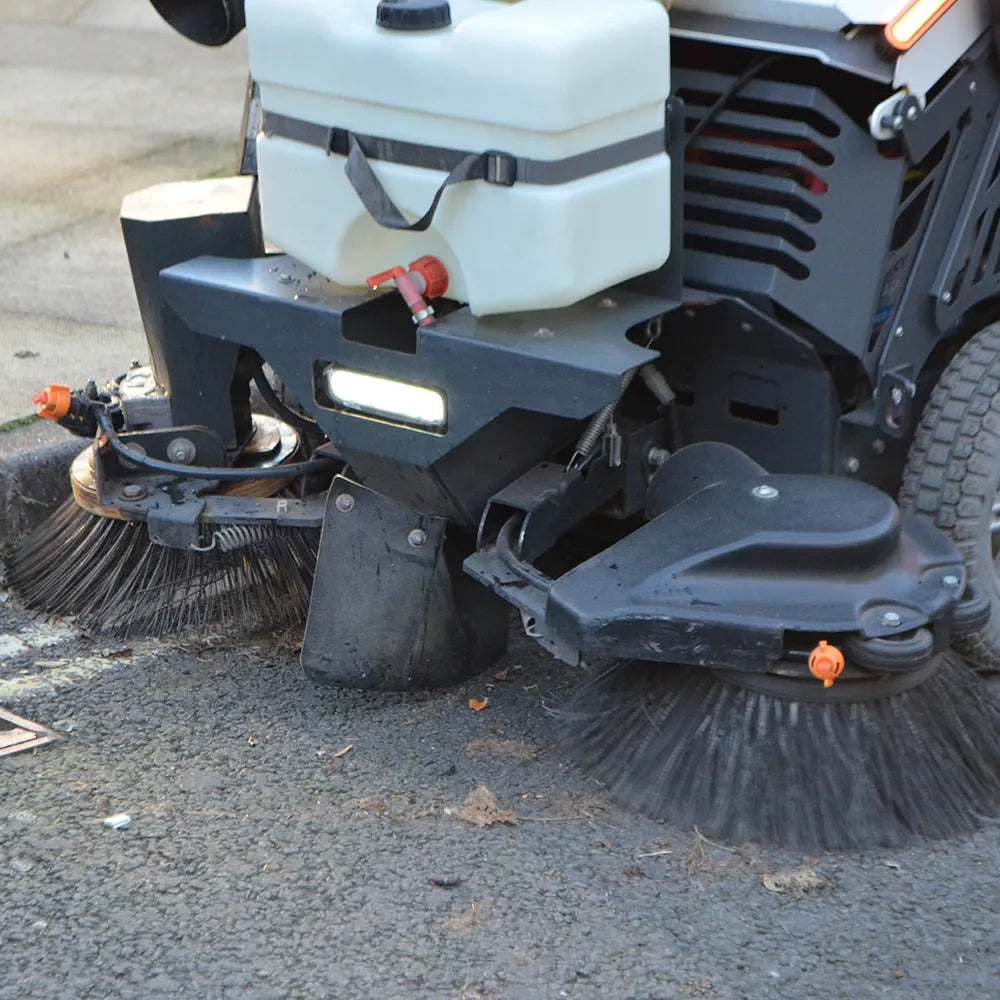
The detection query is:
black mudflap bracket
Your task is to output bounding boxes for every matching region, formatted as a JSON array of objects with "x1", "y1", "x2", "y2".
[{"x1": 302, "y1": 475, "x2": 508, "y2": 689}]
